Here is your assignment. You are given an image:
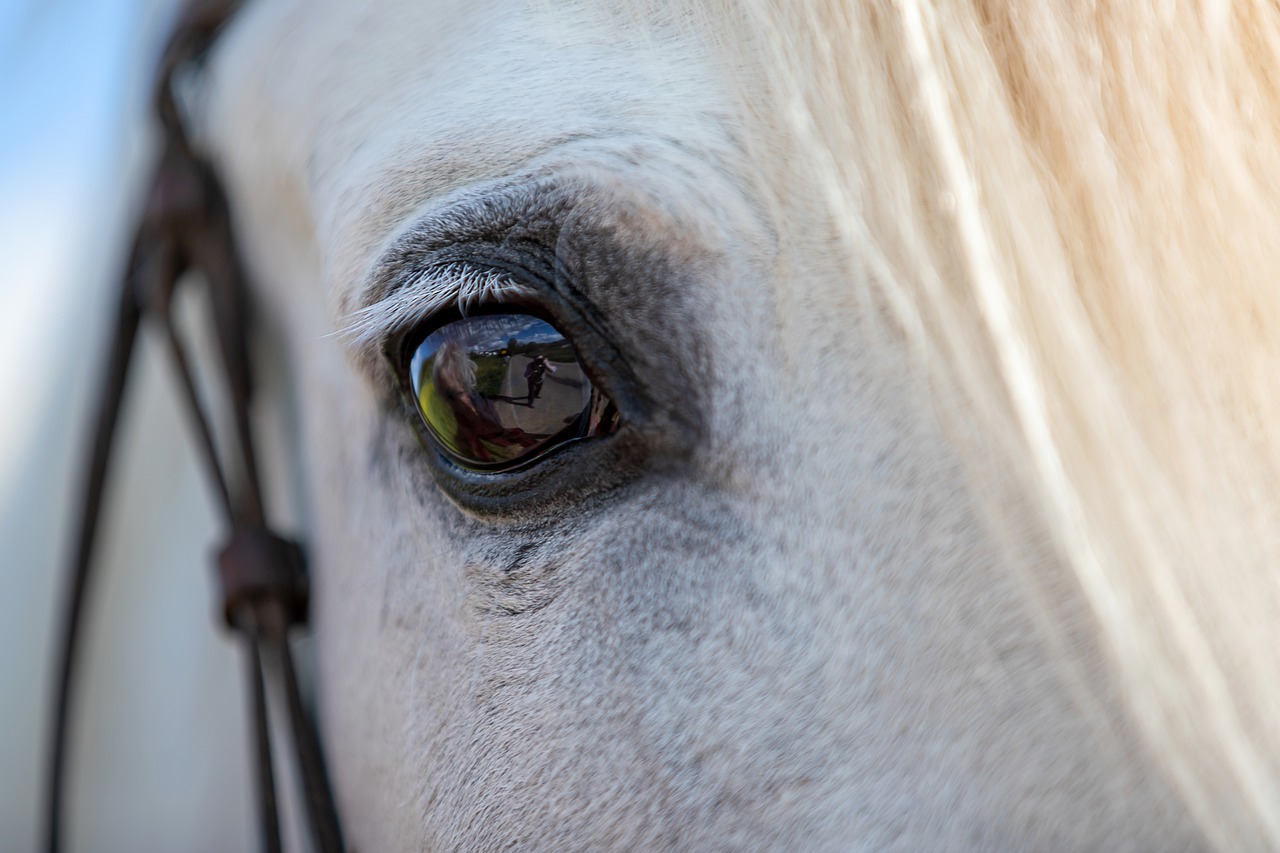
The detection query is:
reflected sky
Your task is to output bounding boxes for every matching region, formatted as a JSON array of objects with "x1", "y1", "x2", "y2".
[{"x1": 448, "y1": 313, "x2": 569, "y2": 353}]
